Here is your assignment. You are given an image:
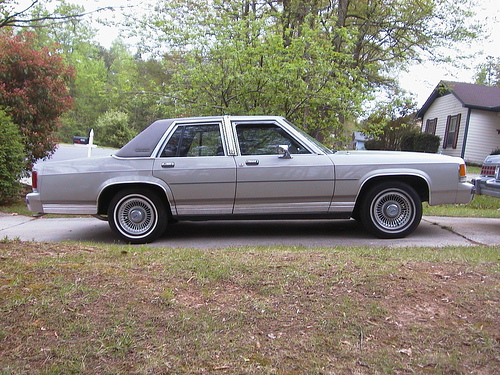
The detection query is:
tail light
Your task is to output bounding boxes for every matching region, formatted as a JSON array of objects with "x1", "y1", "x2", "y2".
[
  {"x1": 32, "y1": 171, "x2": 38, "y2": 189},
  {"x1": 480, "y1": 165, "x2": 496, "y2": 177}
]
